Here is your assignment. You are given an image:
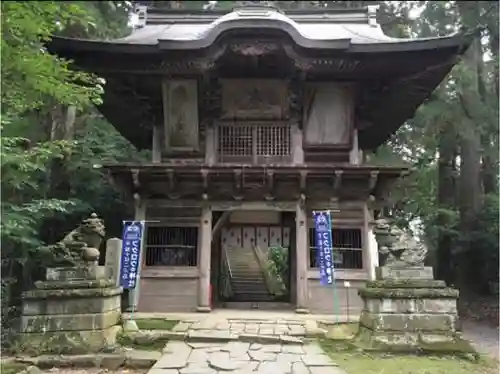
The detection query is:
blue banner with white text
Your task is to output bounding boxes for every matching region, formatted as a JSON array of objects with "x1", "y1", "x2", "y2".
[
  {"x1": 119, "y1": 221, "x2": 144, "y2": 289},
  {"x1": 313, "y1": 211, "x2": 335, "y2": 285}
]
